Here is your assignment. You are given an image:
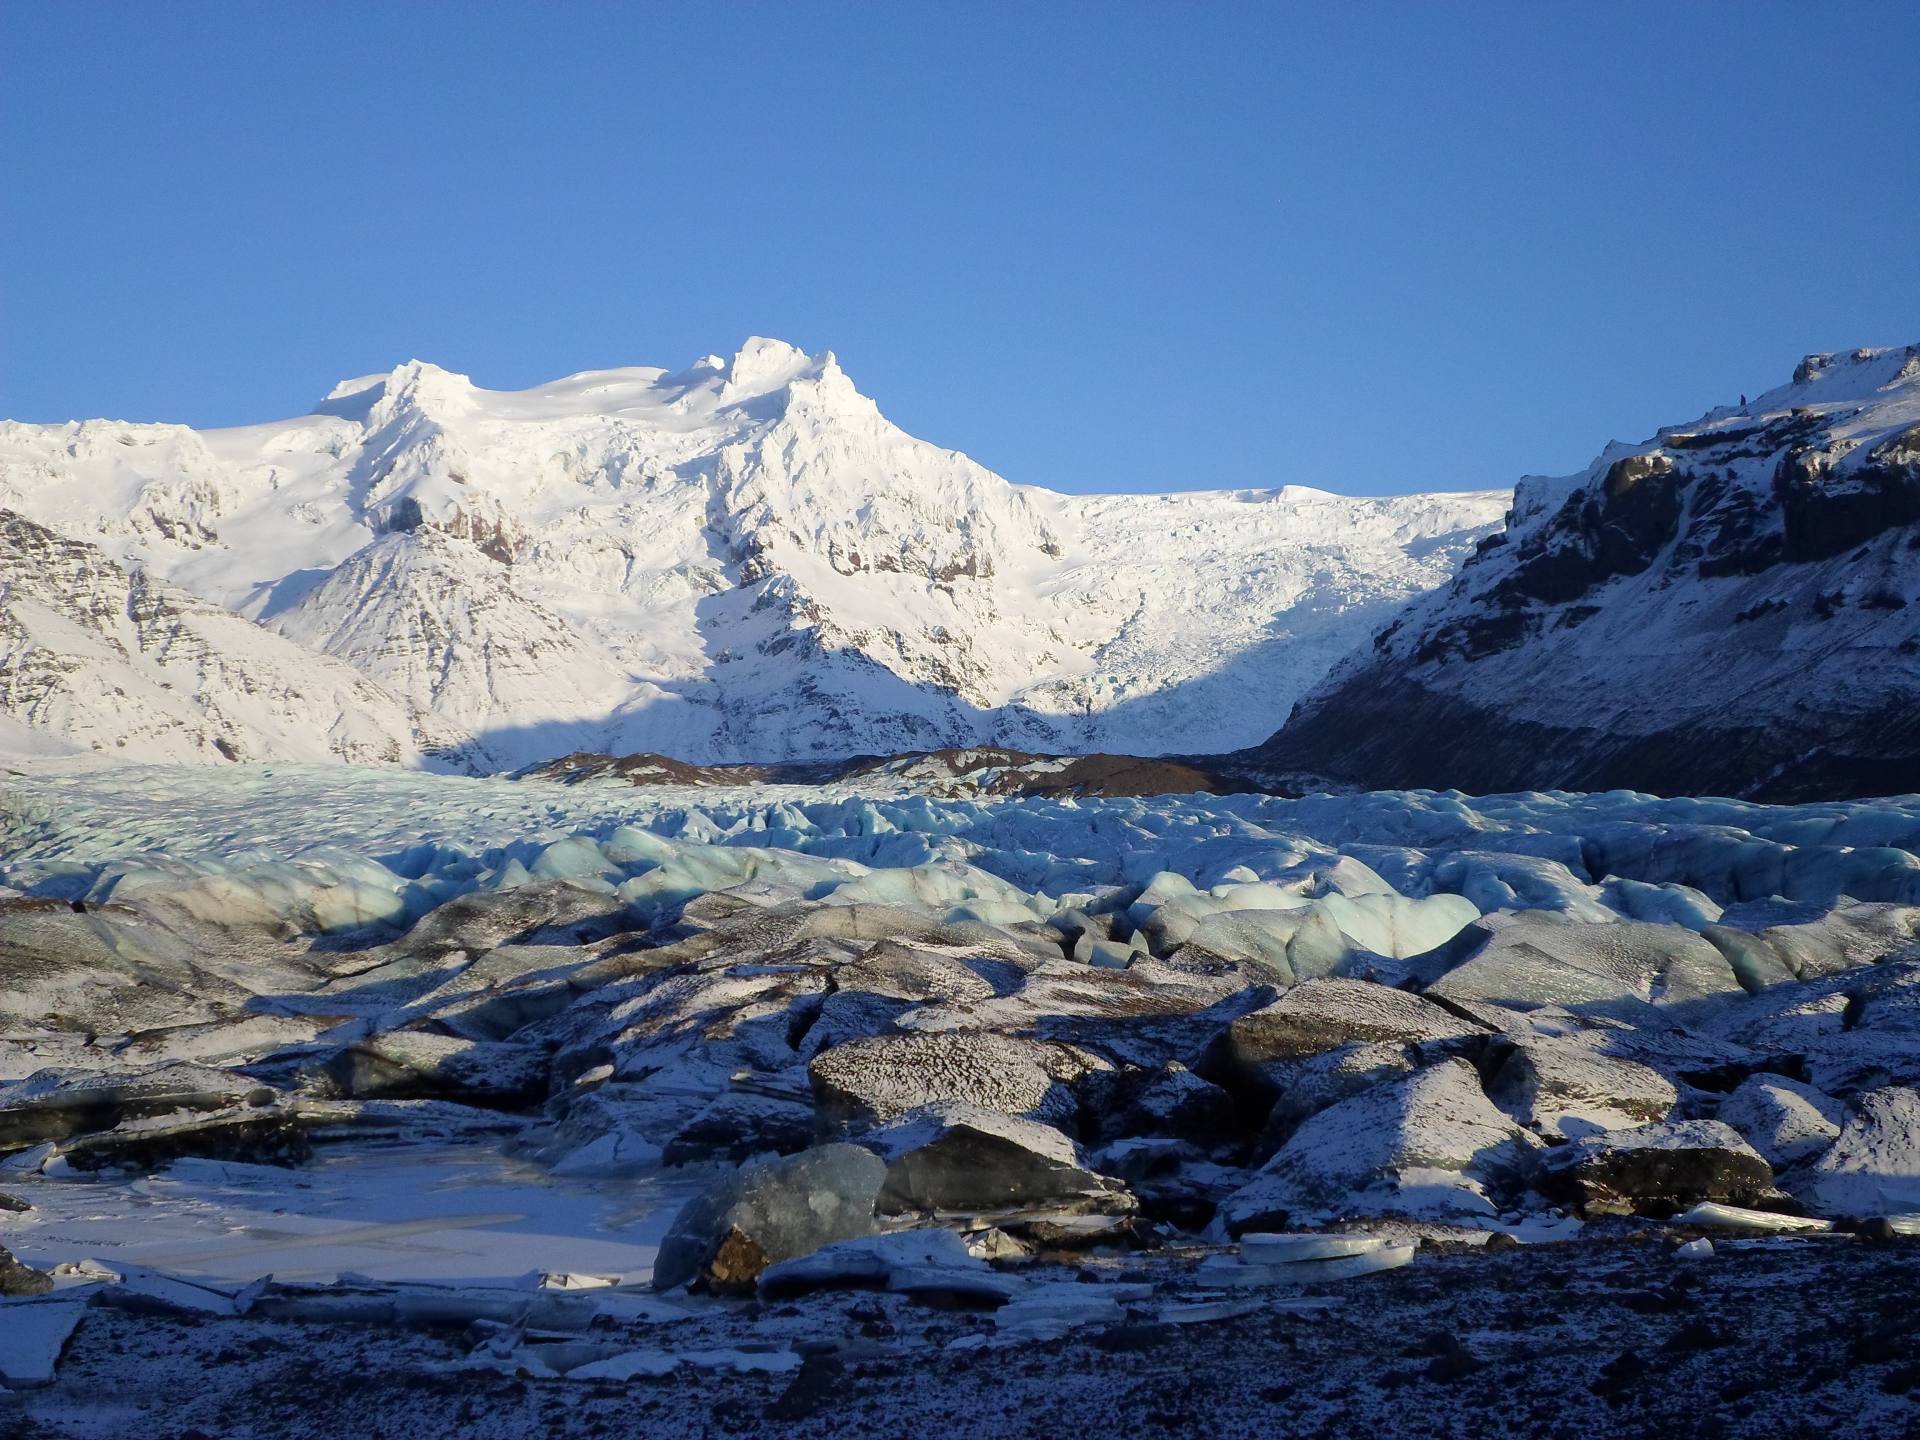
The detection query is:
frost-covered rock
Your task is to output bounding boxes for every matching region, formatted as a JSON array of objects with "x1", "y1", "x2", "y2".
[
  {"x1": 1542, "y1": 1119, "x2": 1778, "y2": 1217},
  {"x1": 1716, "y1": 1074, "x2": 1845, "y2": 1170},
  {"x1": 663, "y1": 1091, "x2": 817, "y2": 1165},
  {"x1": 1089, "y1": 1061, "x2": 1236, "y2": 1145},
  {"x1": 1223, "y1": 978, "x2": 1485, "y2": 1090},
  {"x1": 1221, "y1": 1058, "x2": 1540, "y2": 1232},
  {"x1": 864, "y1": 1103, "x2": 1133, "y2": 1217},
  {"x1": 307, "y1": 1032, "x2": 548, "y2": 1107},
  {"x1": 1486, "y1": 1036, "x2": 1678, "y2": 1138},
  {"x1": 809, "y1": 1032, "x2": 1099, "y2": 1129},
  {"x1": 1428, "y1": 918, "x2": 1742, "y2": 1012},
  {"x1": 652, "y1": 1143, "x2": 886, "y2": 1293},
  {"x1": 1255, "y1": 1041, "x2": 1421, "y2": 1153},
  {"x1": 1800, "y1": 1087, "x2": 1920, "y2": 1217}
]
